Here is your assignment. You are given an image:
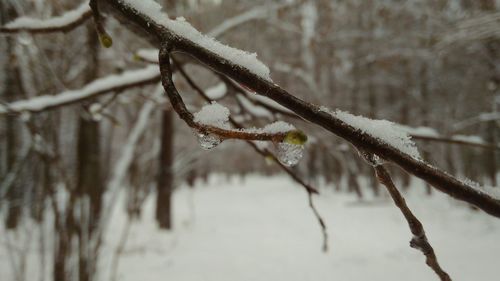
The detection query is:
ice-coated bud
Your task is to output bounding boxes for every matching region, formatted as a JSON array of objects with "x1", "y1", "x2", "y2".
[
  {"x1": 100, "y1": 34, "x2": 113, "y2": 48},
  {"x1": 284, "y1": 130, "x2": 308, "y2": 145}
]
